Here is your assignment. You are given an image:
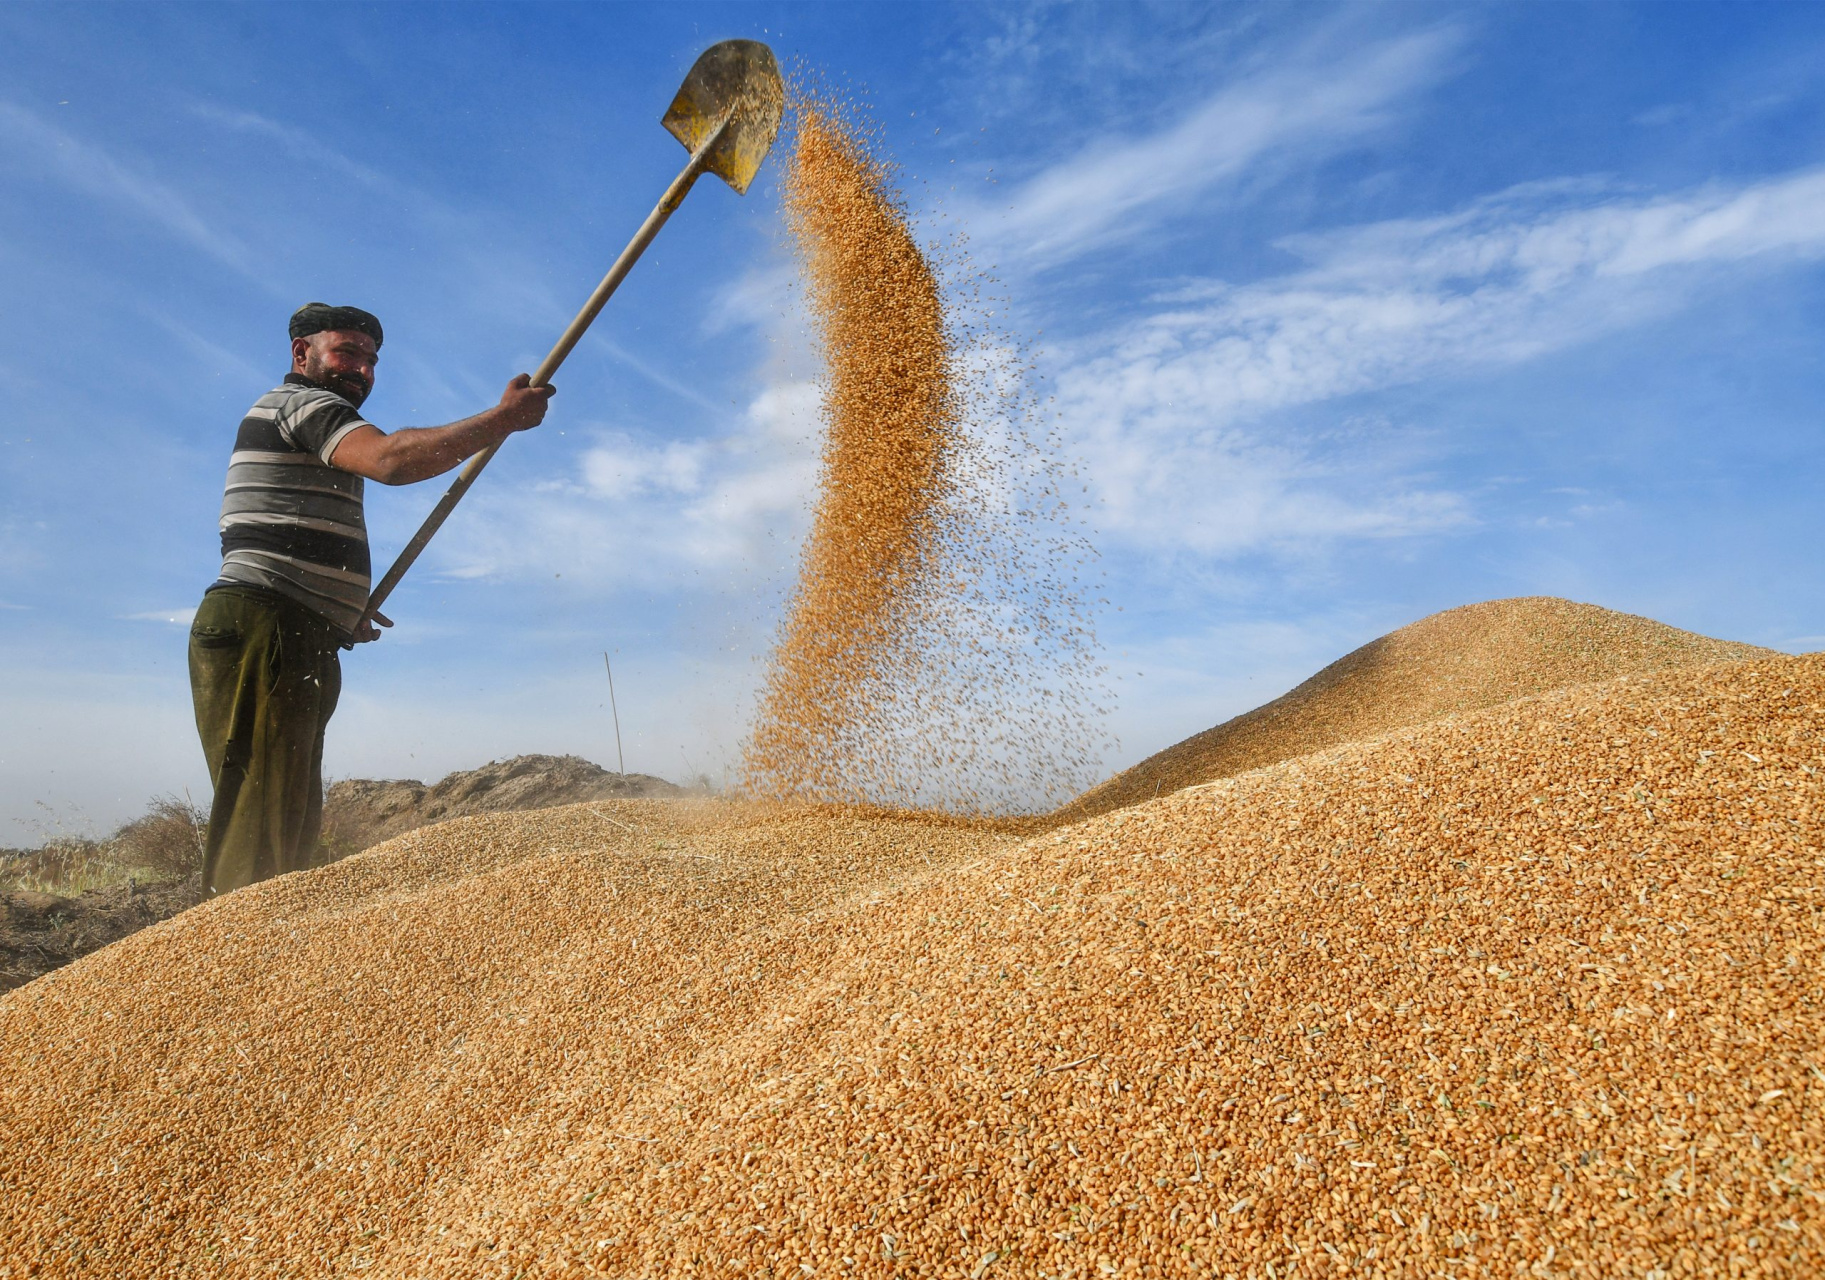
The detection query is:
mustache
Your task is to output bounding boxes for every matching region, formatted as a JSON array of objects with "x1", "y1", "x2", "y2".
[{"x1": 327, "y1": 371, "x2": 372, "y2": 401}]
